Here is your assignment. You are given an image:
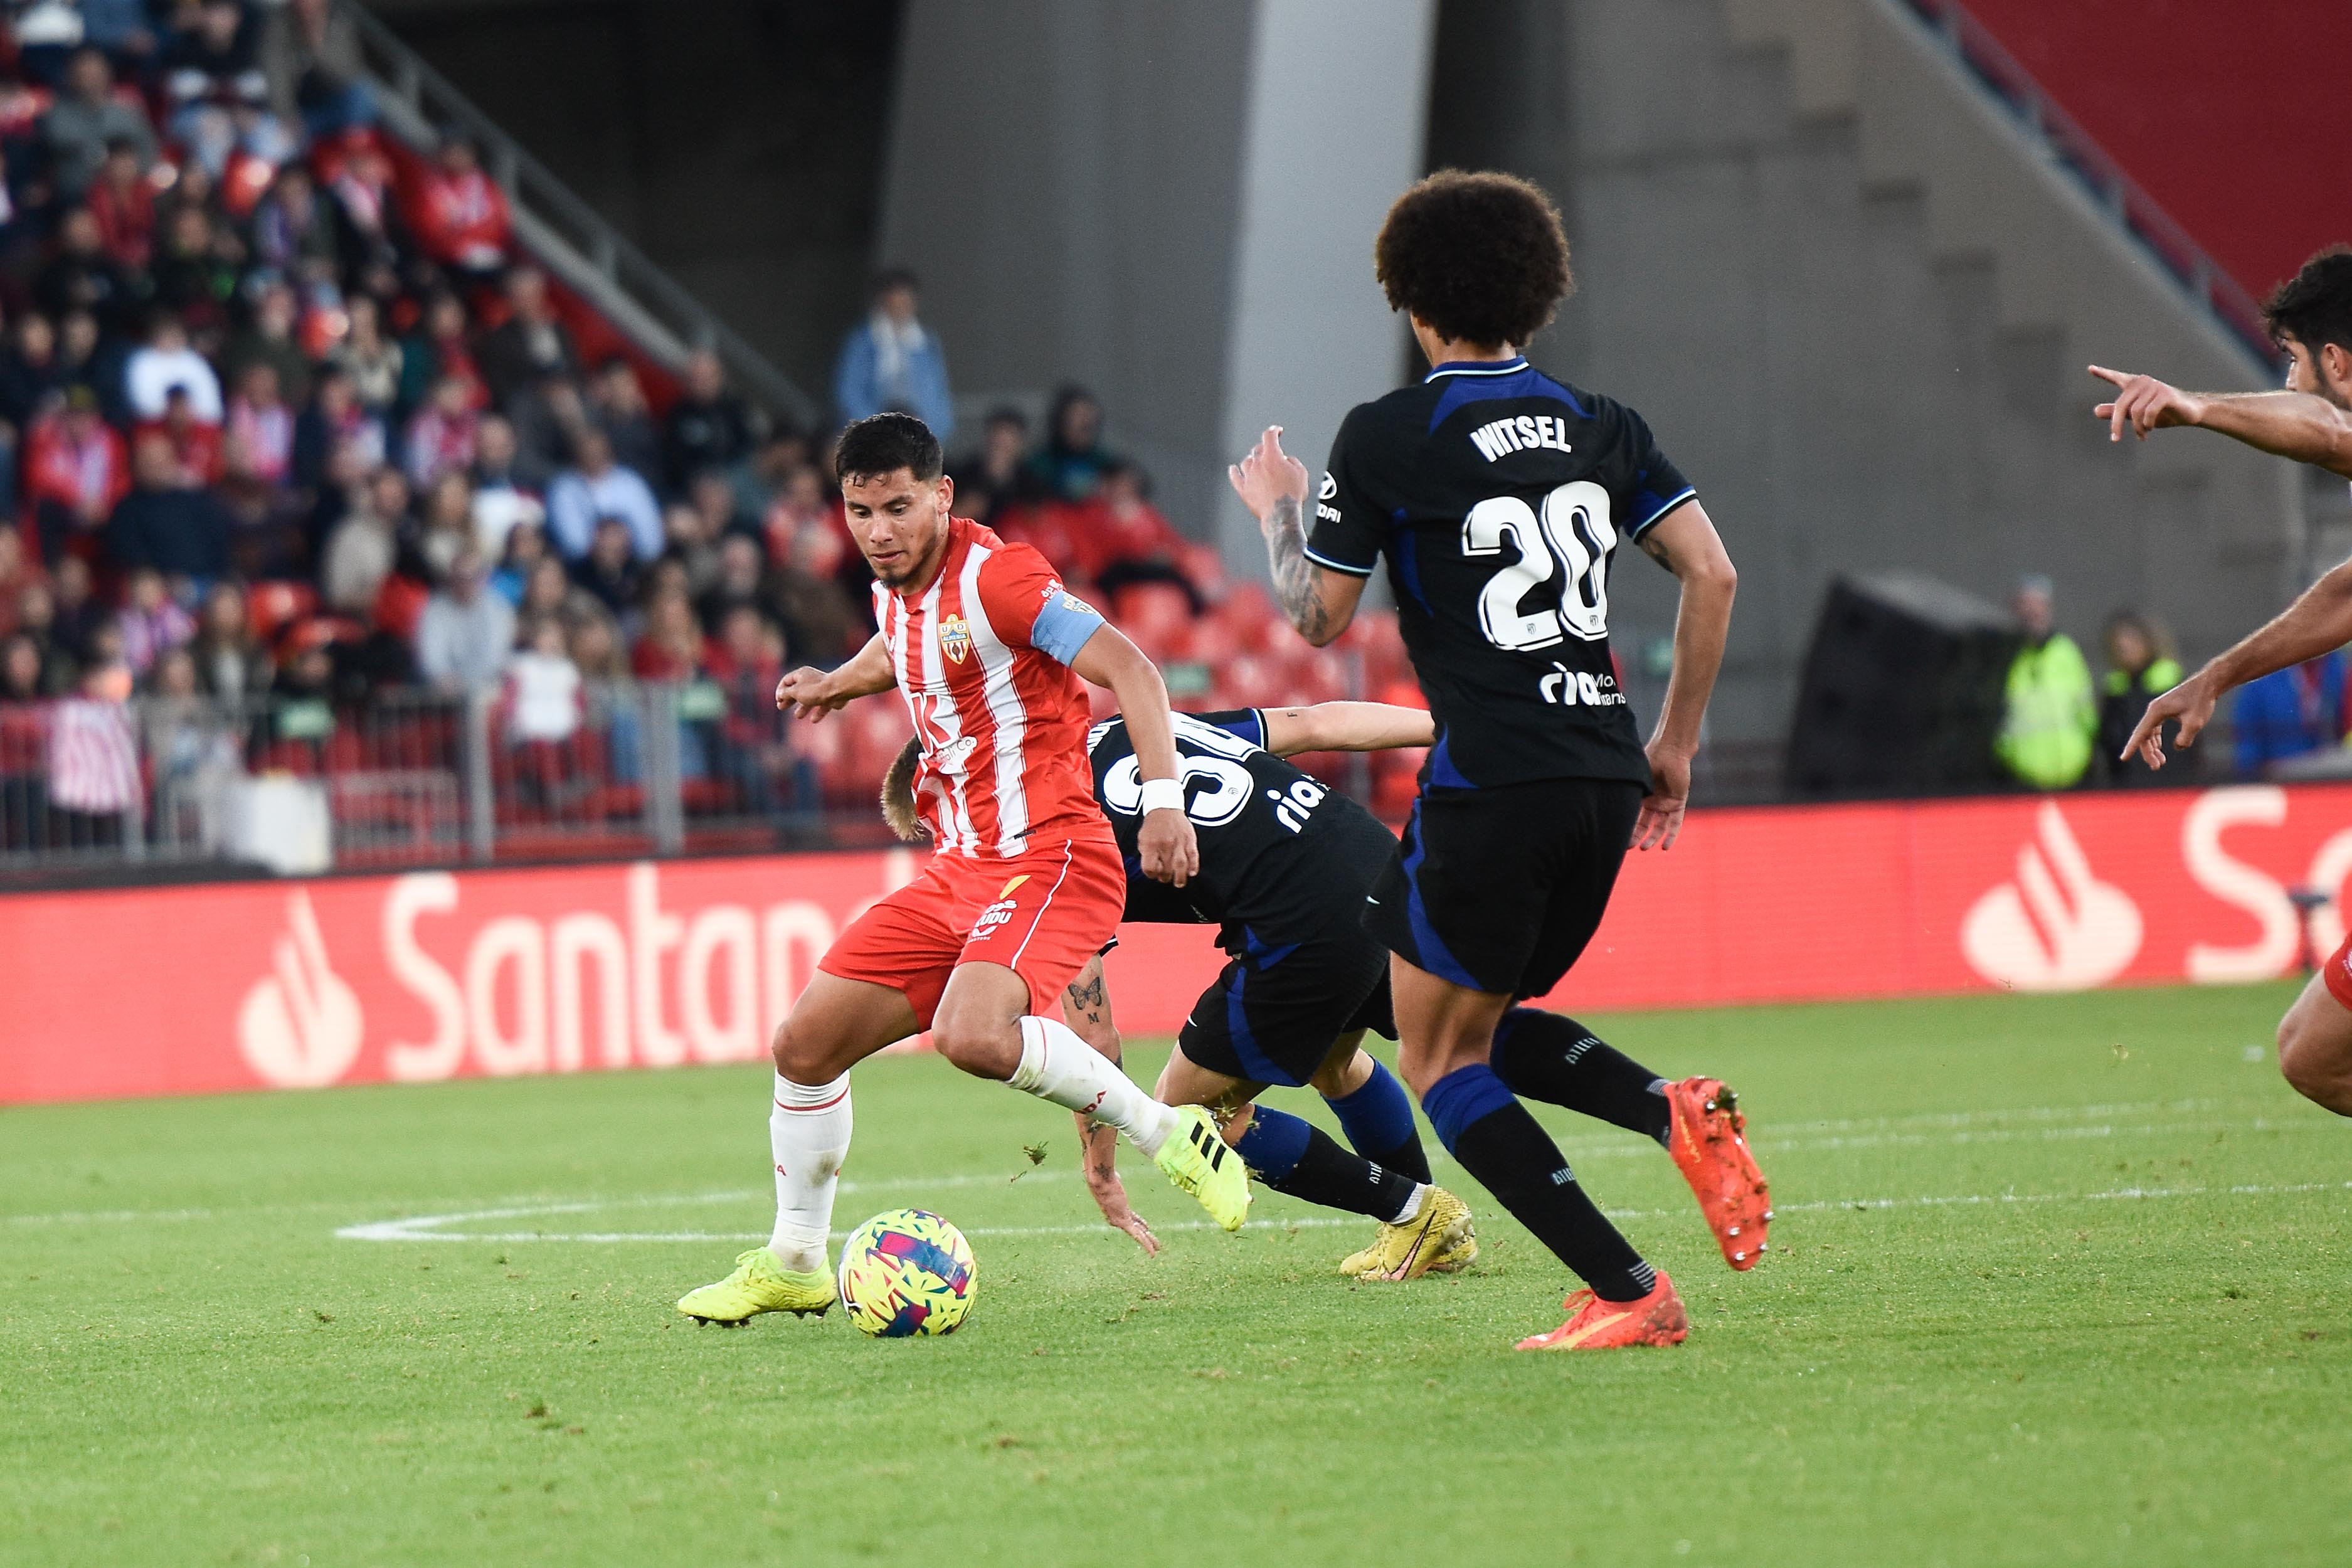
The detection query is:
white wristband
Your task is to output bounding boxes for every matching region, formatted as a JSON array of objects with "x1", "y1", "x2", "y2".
[{"x1": 1138, "y1": 777, "x2": 1185, "y2": 816}]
